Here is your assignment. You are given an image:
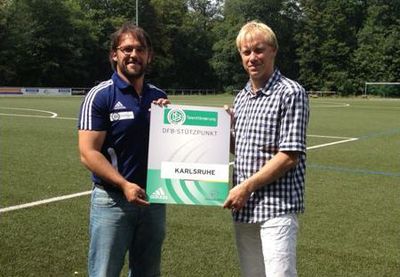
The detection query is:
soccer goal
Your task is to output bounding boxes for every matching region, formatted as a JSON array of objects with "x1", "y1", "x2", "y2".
[
  {"x1": 308, "y1": 90, "x2": 337, "y2": 98},
  {"x1": 364, "y1": 82, "x2": 400, "y2": 98}
]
